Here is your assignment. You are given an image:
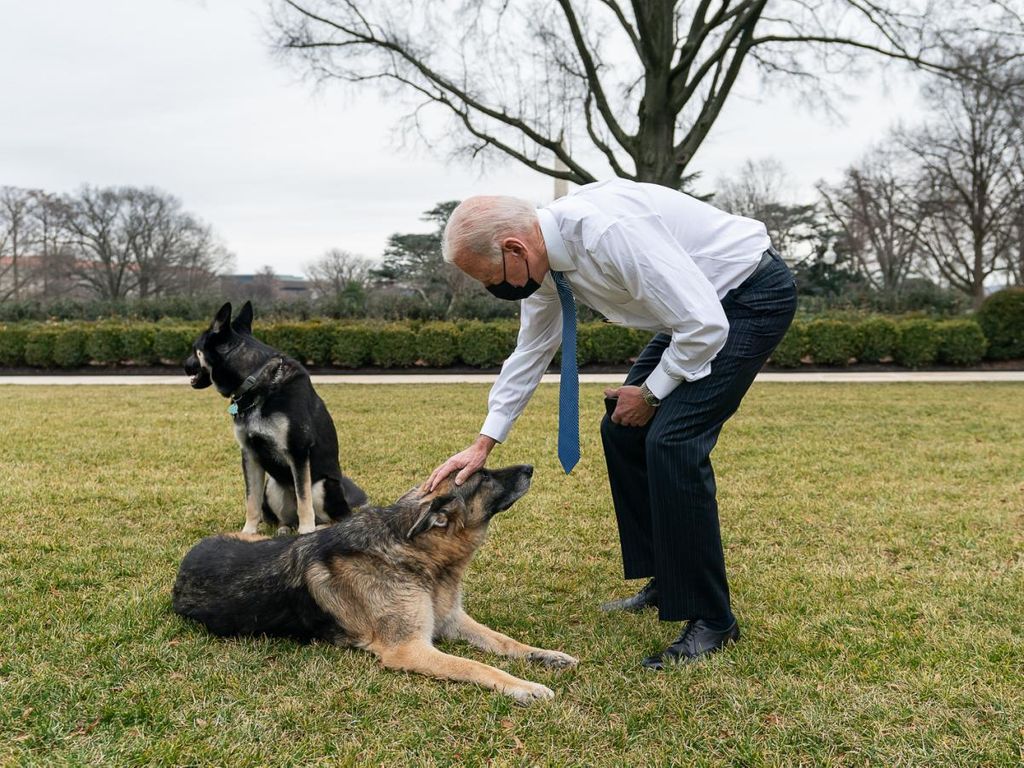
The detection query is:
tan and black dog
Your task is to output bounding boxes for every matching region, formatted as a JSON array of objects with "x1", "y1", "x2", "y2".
[
  {"x1": 183, "y1": 301, "x2": 367, "y2": 535},
  {"x1": 172, "y1": 464, "x2": 577, "y2": 704}
]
